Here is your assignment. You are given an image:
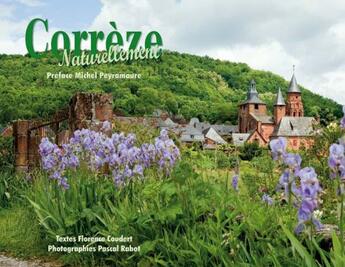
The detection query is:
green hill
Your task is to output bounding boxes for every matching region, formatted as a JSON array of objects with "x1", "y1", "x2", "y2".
[{"x1": 0, "y1": 50, "x2": 341, "y2": 127}]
